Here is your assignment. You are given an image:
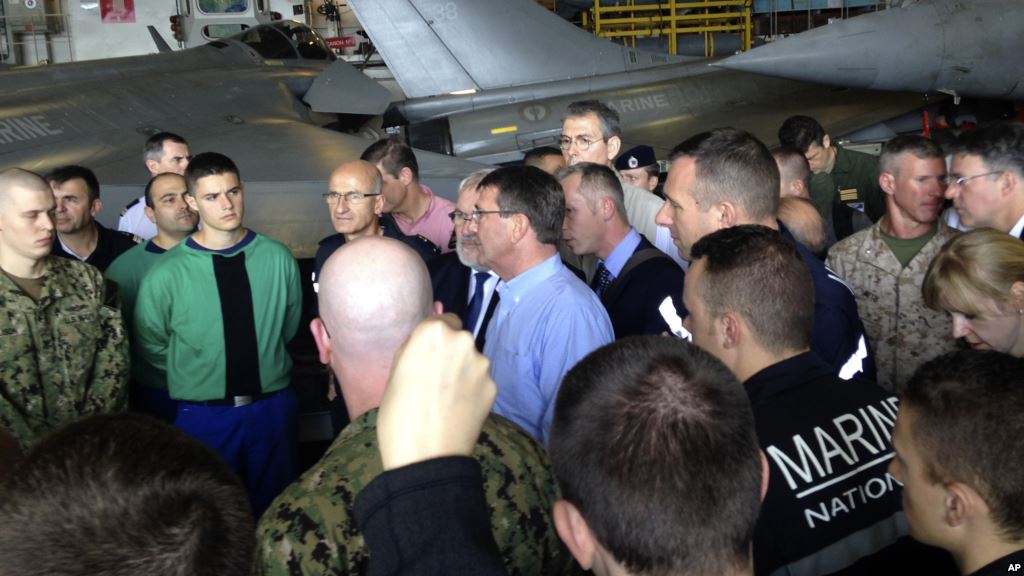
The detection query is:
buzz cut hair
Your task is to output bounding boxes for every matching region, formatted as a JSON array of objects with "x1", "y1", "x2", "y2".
[
  {"x1": 550, "y1": 336, "x2": 762, "y2": 576},
  {"x1": 878, "y1": 135, "x2": 944, "y2": 176},
  {"x1": 0, "y1": 414, "x2": 255, "y2": 576},
  {"x1": 903, "y1": 350, "x2": 1024, "y2": 539},
  {"x1": 690, "y1": 224, "x2": 814, "y2": 355},
  {"x1": 670, "y1": 128, "x2": 779, "y2": 221}
]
